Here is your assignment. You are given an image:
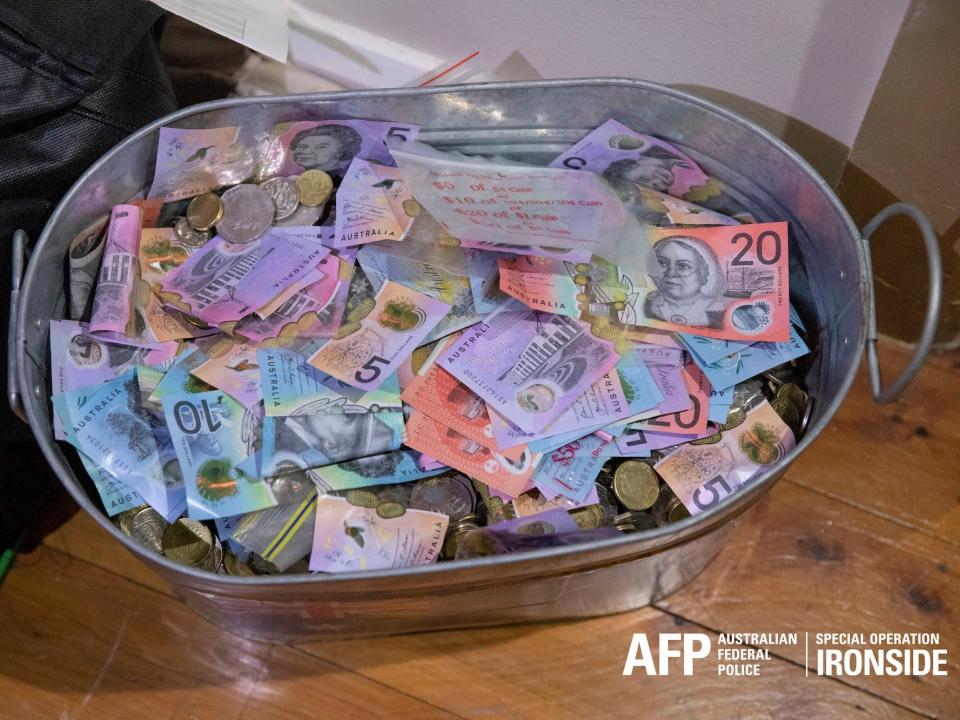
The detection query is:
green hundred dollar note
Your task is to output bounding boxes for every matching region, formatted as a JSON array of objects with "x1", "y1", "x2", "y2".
[{"x1": 163, "y1": 390, "x2": 277, "y2": 520}]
